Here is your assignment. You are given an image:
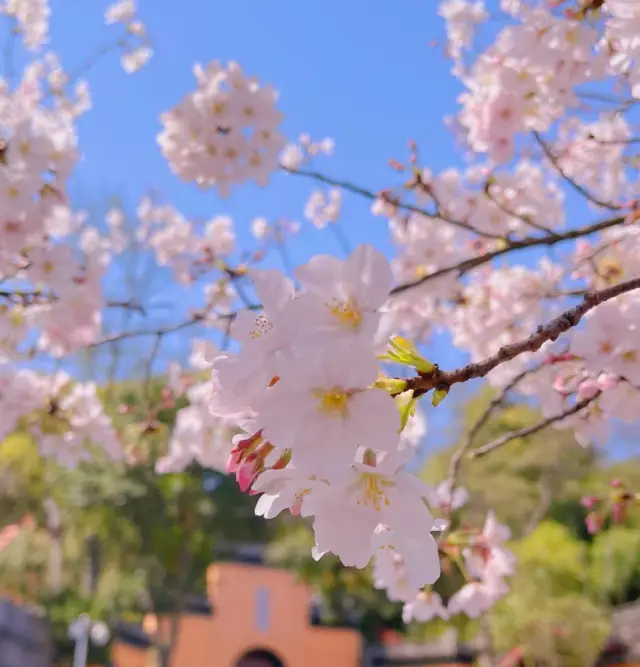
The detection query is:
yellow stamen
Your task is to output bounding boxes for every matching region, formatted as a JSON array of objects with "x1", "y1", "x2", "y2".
[
  {"x1": 356, "y1": 473, "x2": 391, "y2": 512},
  {"x1": 325, "y1": 298, "x2": 362, "y2": 329},
  {"x1": 249, "y1": 315, "x2": 273, "y2": 339},
  {"x1": 314, "y1": 388, "x2": 350, "y2": 416},
  {"x1": 600, "y1": 340, "x2": 614, "y2": 355}
]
